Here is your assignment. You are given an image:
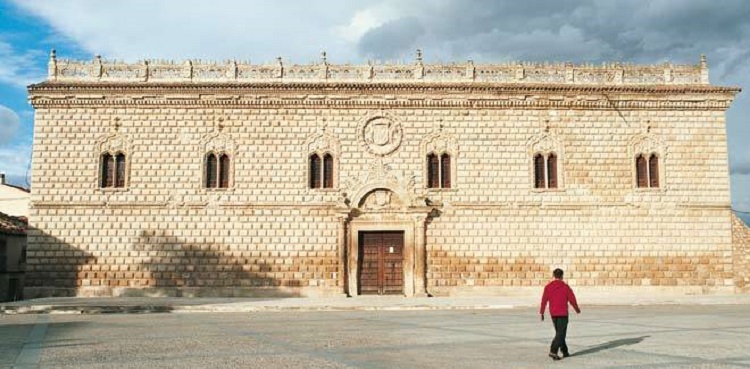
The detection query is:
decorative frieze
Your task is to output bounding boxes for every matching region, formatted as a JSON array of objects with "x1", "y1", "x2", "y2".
[
  {"x1": 43, "y1": 51, "x2": 712, "y2": 86},
  {"x1": 27, "y1": 89, "x2": 739, "y2": 110}
]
